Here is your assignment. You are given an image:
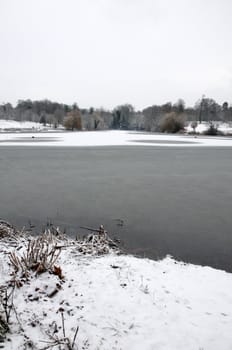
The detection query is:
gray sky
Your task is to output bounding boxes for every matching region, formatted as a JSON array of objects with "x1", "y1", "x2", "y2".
[{"x1": 0, "y1": 0, "x2": 232, "y2": 110}]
